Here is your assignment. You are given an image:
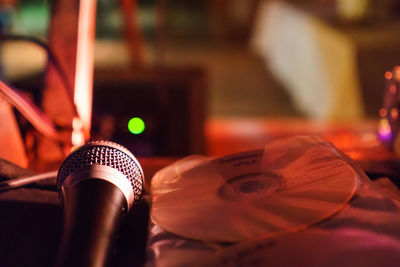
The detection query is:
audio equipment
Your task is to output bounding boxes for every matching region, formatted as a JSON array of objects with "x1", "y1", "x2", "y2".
[{"x1": 92, "y1": 67, "x2": 205, "y2": 157}]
